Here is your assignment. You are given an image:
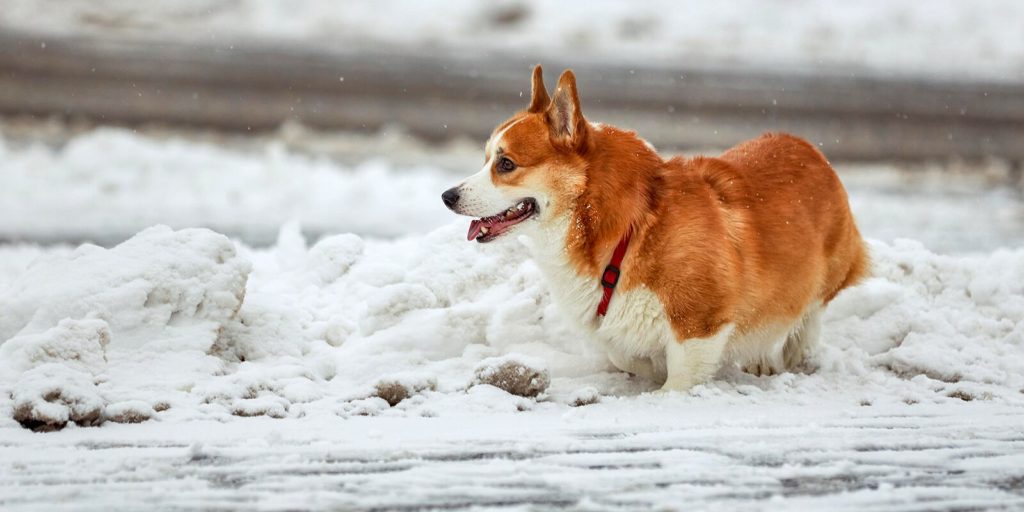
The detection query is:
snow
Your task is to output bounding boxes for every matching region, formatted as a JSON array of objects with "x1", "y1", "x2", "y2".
[
  {"x1": 0, "y1": 132, "x2": 1022, "y2": 508},
  {"x1": 0, "y1": 222, "x2": 1022, "y2": 466},
  {"x1": 4, "y1": 1, "x2": 1024, "y2": 81},
  {"x1": 0, "y1": 226, "x2": 249, "y2": 431},
  {"x1": 1, "y1": 406, "x2": 1021, "y2": 510},
  {"x1": 0, "y1": 129, "x2": 455, "y2": 245},
  {"x1": 0, "y1": 218, "x2": 1020, "y2": 507},
  {"x1": 9, "y1": 363, "x2": 104, "y2": 431},
  {"x1": 3, "y1": 0, "x2": 1023, "y2": 504},
  {"x1": 2, "y1": 128, "x2": 1021, "y2": 253},
  {"x1": 2, "y1": 222, "x2": 1021, "y2": 423}
]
